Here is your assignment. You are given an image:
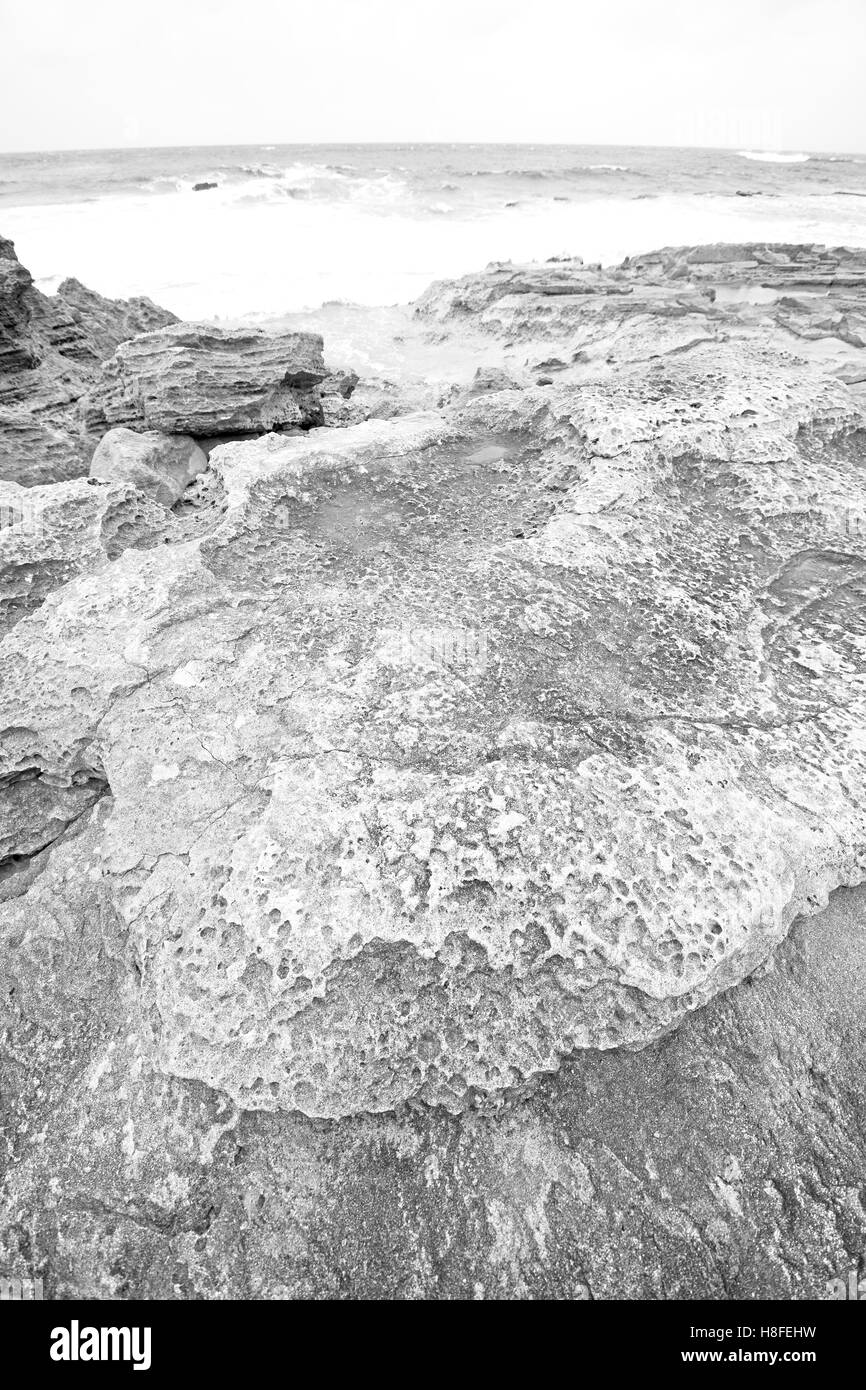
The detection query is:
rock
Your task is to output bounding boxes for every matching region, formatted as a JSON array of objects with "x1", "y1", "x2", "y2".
[
  {"x1": 82, "y1": 323, "x2": 327, "y2": 435},
  {"x1": 0, "y1": 408, "x2": 91, "y2": 487},
  {"x1": 415, "y1": 257, "x2": 634, "y2": 325},
  {"x1": 0, "y1": 767, "x2": 107, "y2": 874},
  {"x1": 415, "y1": 242, "x2": 866, "y2": 403},
  {"x1": 47, "y1": 278, "x2": 179, "y2": 365},
  {"x1": 320, "y1": 367, "x2": 359, "y2": 400},
  {"x1": 89, "y1": 427, "x2": 207, "y2": 506},
  {"x1": 318, "y1": 367, "x2": 361, "y2": 426},
  {"x1": 0, "y1": 813, "x2": 864, "y2": 1299},
  {"x1": 0, "y1": 235, "x2": 178, "y2": 485},
  {"x1": 467, "y1": 366, "x2": 521, "y2": 395},
  {"x1": 3, "y1": 242, "x2": 866, "y2": 1296},
  {"x1": 0, "y1": 475, "x2": 172, "y2": 632},
  {"x1": 0, "y1": 253, "x2": 38, "y2": 381},
  {"x1": 321, "y1": 376, "x2": 442, "y2": 427},
  {"x1": 2, "y1": 337, "x2": 866, "y2": 1119},
  {"x1": 193, "y1": 182, "x2": 218, "y2": 192},
  {"x1": 532, "y1": 357, "x2": 567, "y2": 373}
]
